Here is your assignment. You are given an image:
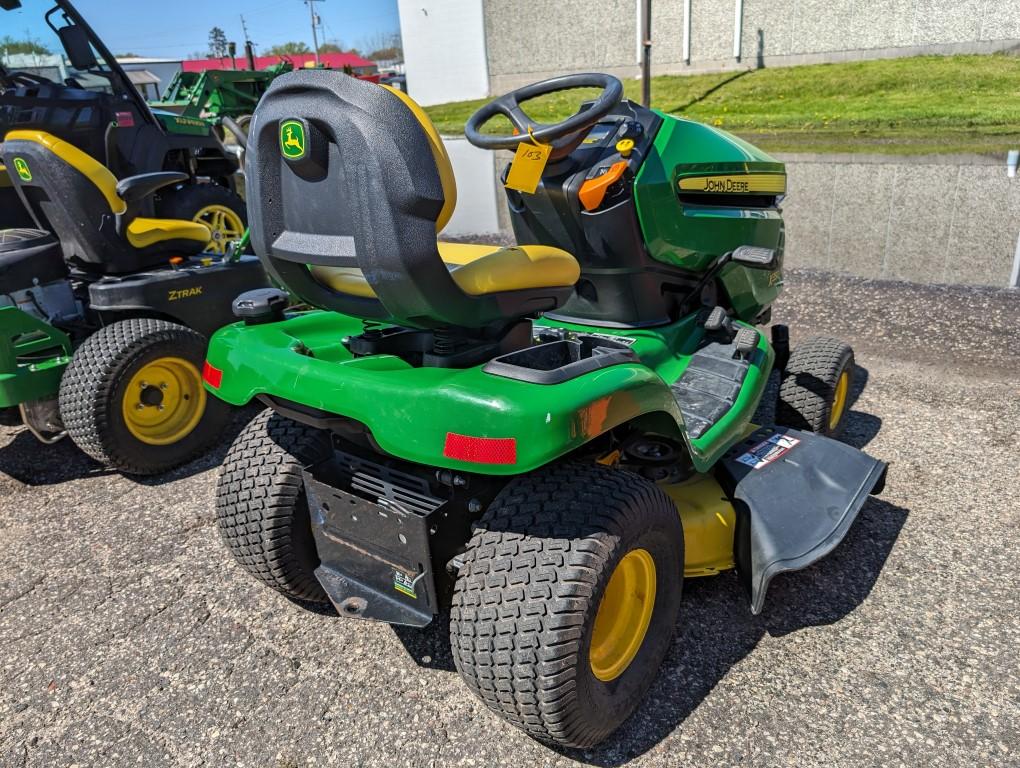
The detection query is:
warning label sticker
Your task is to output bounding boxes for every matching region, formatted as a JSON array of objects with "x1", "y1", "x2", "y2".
[{"x1": 735, "y1": 433, "x2": 801, "y2": 470}]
